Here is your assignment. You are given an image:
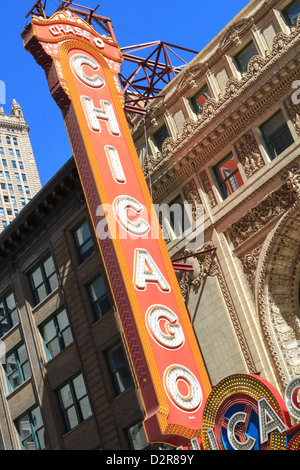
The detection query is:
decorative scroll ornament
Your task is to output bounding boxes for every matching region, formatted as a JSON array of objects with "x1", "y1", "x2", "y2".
[{"x1": 234, "y1": 131, "x2": 265, "y2": 177}]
